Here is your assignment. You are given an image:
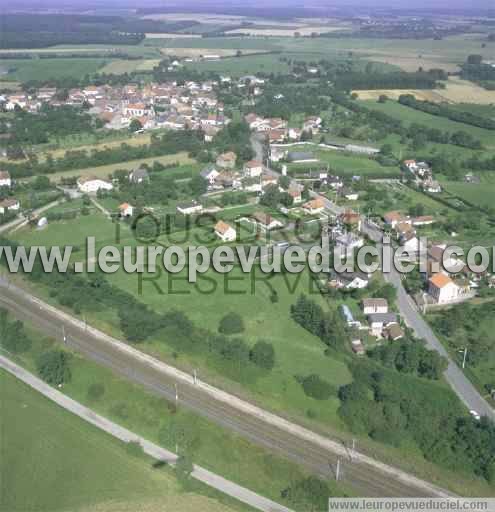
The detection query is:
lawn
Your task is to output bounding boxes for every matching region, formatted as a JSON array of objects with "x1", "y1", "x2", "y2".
[
  {"x1": 0, "y1": 58, "x2": 107, "y2": 82},
  {"x1": 0, "y1": 370, "x2": 240, "y2": 512},
  {"x1": 99, "y1": 59, "x2": 161, "y2": 74}
]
